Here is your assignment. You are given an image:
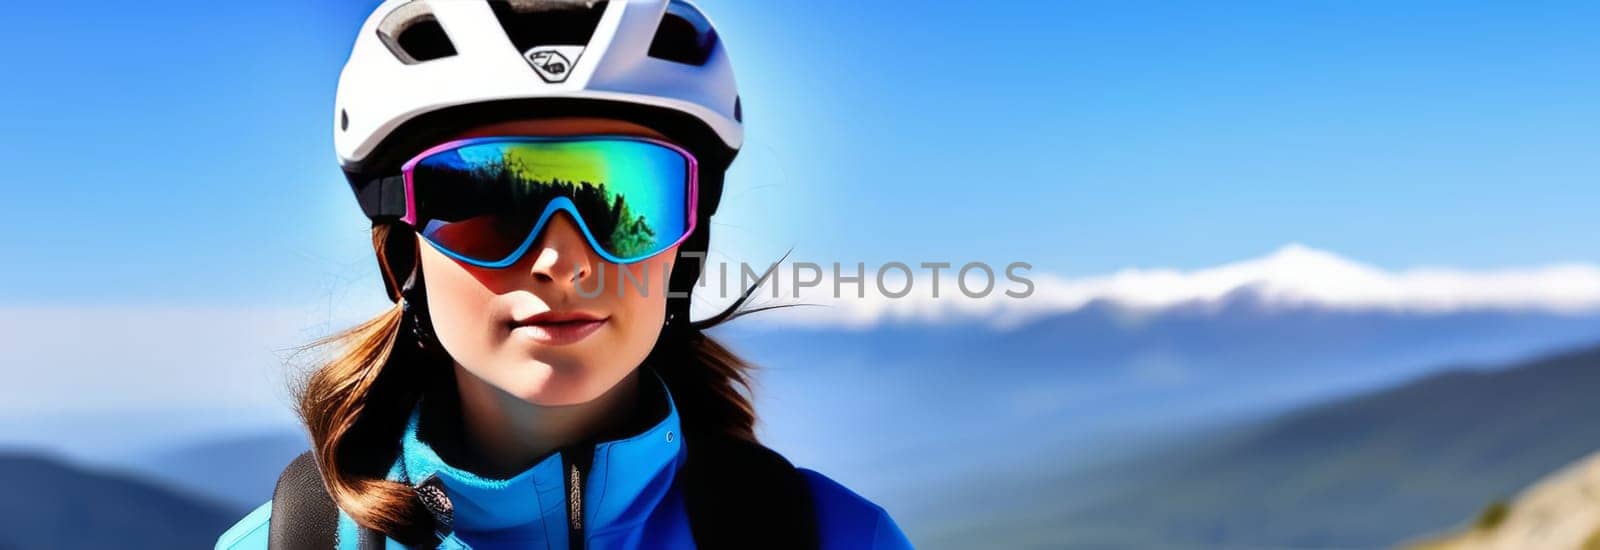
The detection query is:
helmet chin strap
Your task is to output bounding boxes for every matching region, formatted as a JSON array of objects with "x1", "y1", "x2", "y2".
[
  {"x1": 663, "y1": 224, "x2": 712, "y2": 333},
  {"x1": 400, "y1": 264, "x2": 444, "y2": 354},
  {"x1": 663, "y1": 297, "x2": 693, "y2": 336}
]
